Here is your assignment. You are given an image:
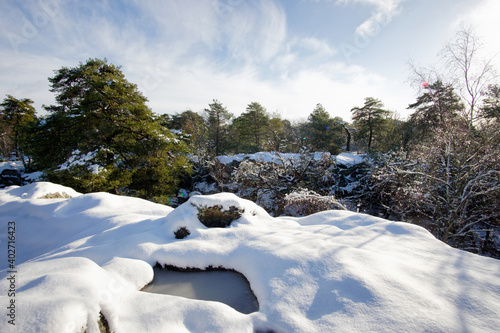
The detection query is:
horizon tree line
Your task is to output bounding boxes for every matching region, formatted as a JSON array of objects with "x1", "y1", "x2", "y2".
[{"x1": 0, "y1": 26, "x2": 498, "y2": 202}]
